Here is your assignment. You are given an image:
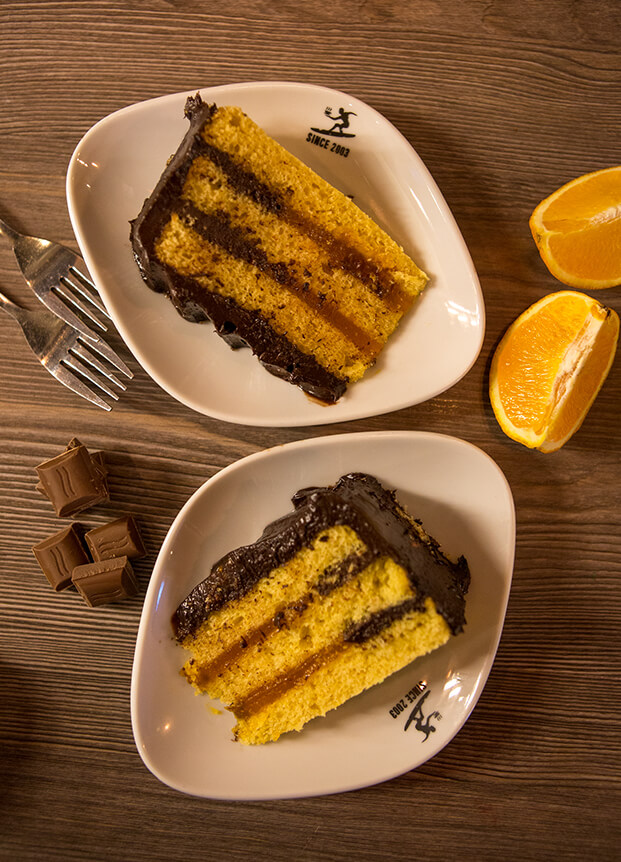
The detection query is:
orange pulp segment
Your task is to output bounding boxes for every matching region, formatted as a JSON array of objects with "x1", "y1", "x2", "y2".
[
  {"x1": 489, "y1": 291, "x2": 619, "y2": 452},
  {"x1": 529, "y1": 166, "x2": 621, "y2": 289}
]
